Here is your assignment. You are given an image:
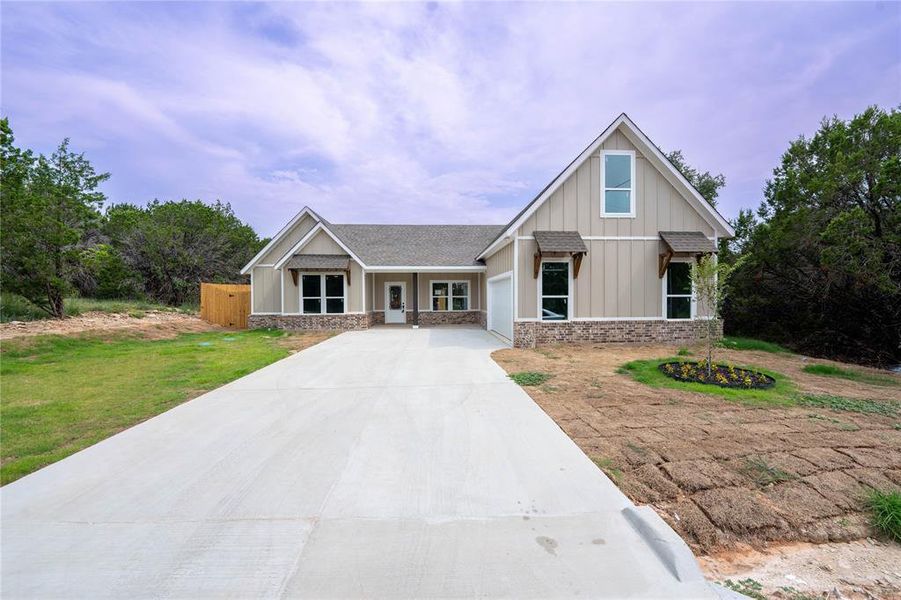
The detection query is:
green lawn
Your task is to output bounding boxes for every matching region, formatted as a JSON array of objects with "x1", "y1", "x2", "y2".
[
  {"x1": 0, "y1": 329, "x2": 316, "y2": 484},
  {"x1": 802, "y1": 363, "x2": 899, "y2": 387},
  {"x1": 618, "y1": 357, "x2": 796, "y2": 404}
]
